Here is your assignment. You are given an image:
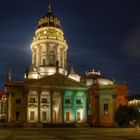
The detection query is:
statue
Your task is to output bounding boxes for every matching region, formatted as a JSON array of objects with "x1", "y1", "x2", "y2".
[
  {"x1": 7, "y1": 70, "x2": 12, "y2": 82},
  {"x1": 49, "y1": 51, "x2": 55, "y2": 66}
]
